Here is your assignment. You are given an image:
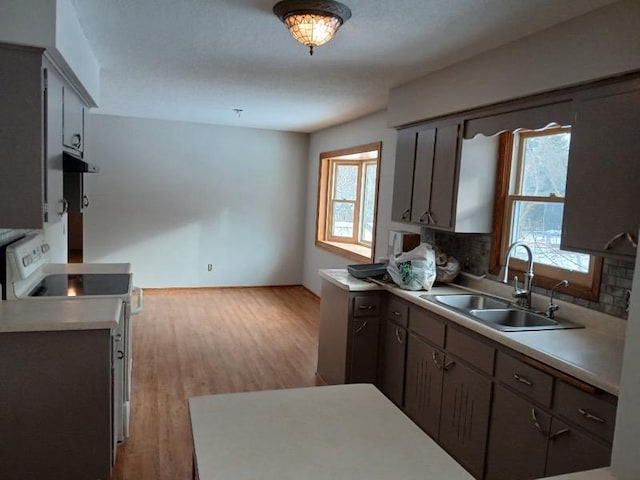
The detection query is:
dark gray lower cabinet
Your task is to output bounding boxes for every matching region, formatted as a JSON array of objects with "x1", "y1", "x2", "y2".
[
  {"x1": 404, "y1": 333, "x2": 443, "y2": 439},
  {"x1": 348, "y1": 316, "x2": 380, "y2": 383},
  {"x1": 439, "y1": 358, "x2": 492, "y2": 479},
  {"x1": 545, "y1": 418, "x2": 612, "y2": 477},
  {"x1": 485, "y1": 384, "x2": 550, "y2": 480},
  {"x1": 379, "y1": 318, "x2": 407, "y2": 407}
]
